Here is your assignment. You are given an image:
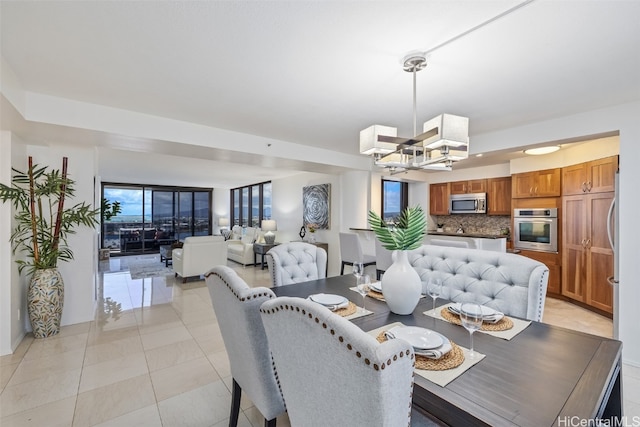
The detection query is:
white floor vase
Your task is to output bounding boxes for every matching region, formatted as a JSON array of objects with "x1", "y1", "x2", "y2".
[{"x1": 381, "y1": 250, "x2": 421, "y2": 315}]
